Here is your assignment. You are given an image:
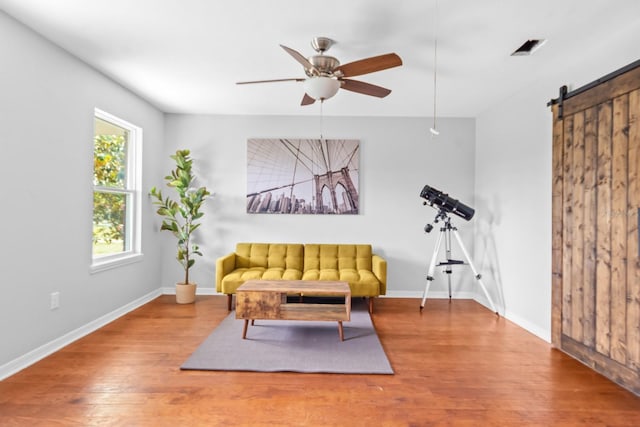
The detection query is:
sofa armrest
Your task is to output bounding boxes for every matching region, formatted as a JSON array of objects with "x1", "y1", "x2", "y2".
[
  {"x1": 215, "y1": 252, "x2": 237, "y2": 292},
  {"x1": 372, "y1": 254, "x2": 387, "y2": 295}
]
